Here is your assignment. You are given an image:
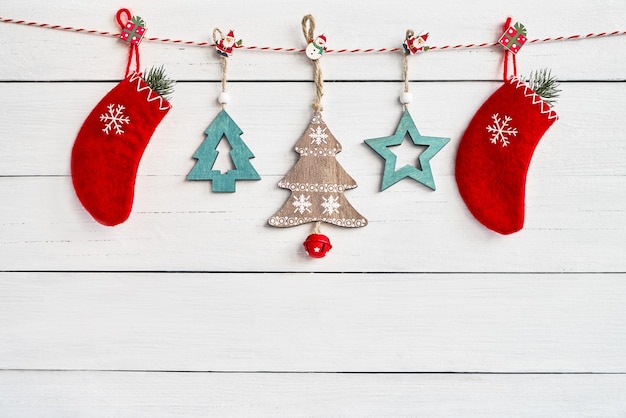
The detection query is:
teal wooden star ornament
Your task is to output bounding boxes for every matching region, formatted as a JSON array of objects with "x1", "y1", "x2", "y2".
[{"x1": 365, "y1": 109, "x2": 449, "y2": 191}]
